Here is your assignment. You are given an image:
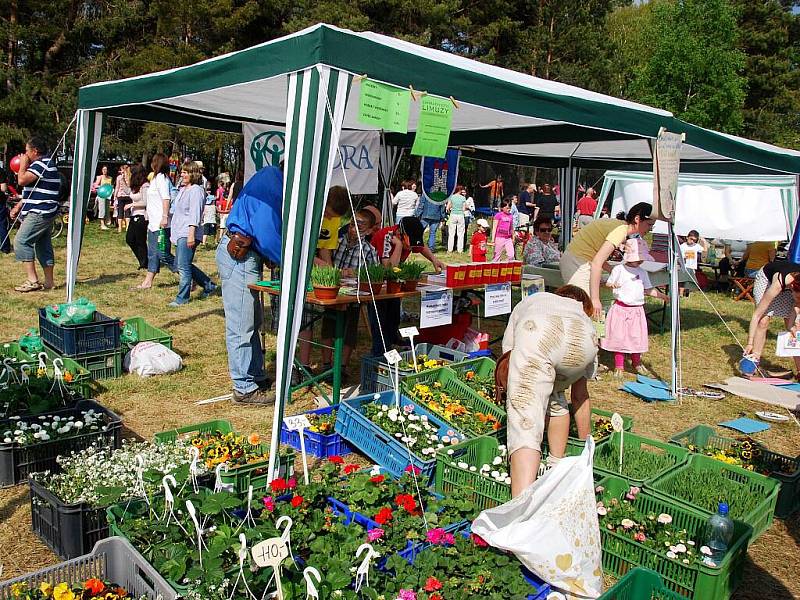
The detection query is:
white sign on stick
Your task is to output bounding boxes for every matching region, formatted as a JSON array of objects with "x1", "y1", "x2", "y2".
[
  {"x1": 283, "y1": 415, "x2": 312, "y2": 432},
  {"x1": 420, "y1": 289, "x2": 453, "y2": 329},
  {"x1": 484, "y1": 283, "x2": 512, "y2": 317},
  {"x1": 252, "y1": 538, "x2": 289, "y2": 568}
]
